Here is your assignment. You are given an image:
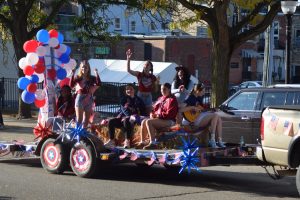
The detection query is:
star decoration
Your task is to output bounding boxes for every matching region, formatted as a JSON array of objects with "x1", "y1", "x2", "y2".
[
  {"x1": 33, "y1": 122, "x2": 53, "y2": 140},
  {"x1": 67, "y1": 123, "x2": 88, "y2": 144},
  {"x1": 179, "y1": 148, "x2": 201, "y2": 174}
]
